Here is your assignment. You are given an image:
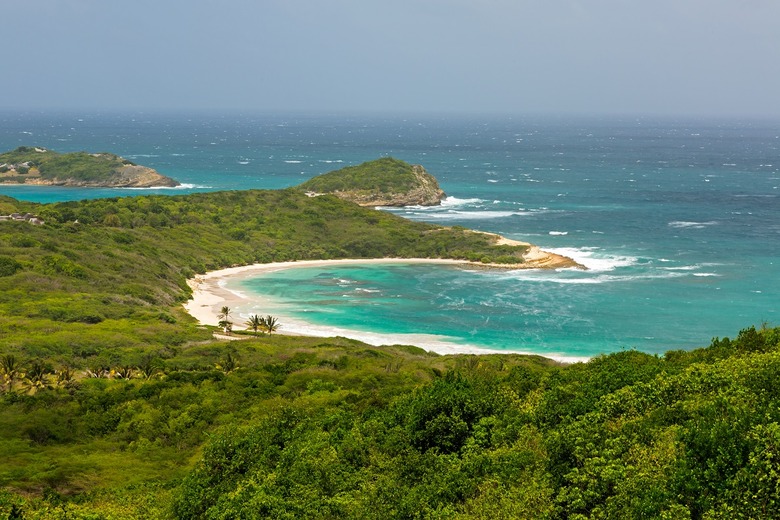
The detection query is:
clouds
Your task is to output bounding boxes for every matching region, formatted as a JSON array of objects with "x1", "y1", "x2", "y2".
[{"x1": 2, "y1": 1, "x2": 778, "y2": 116}]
